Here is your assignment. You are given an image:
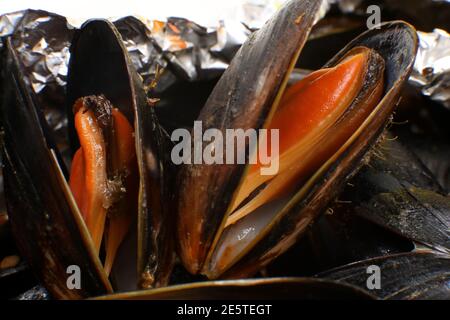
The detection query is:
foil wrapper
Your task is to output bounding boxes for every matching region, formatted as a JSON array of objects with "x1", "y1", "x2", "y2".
[
  {"x1": 411, "y1": 29, "x2": 450, "y2": 109},
  {"x1": 2, "y1": 11, "x2": 74, "y2": 149}
]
